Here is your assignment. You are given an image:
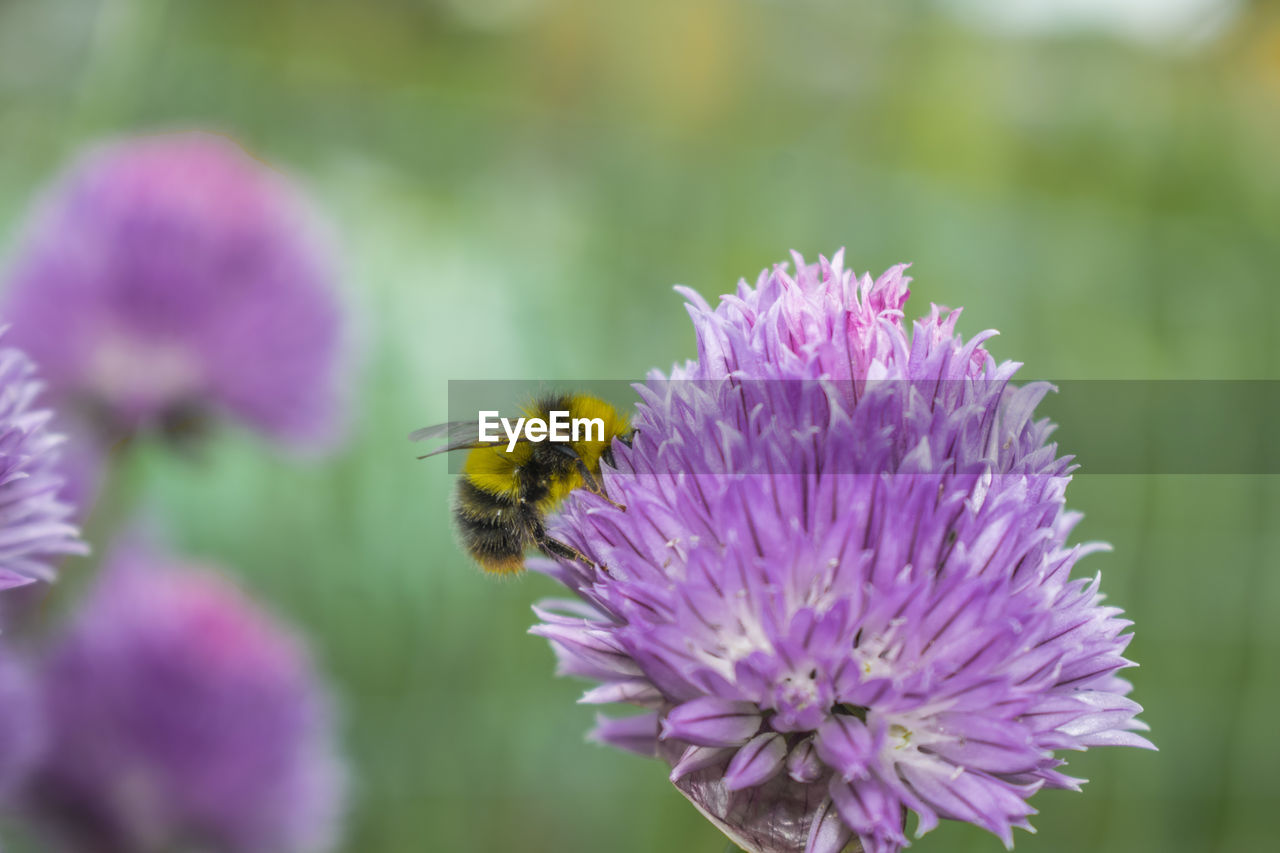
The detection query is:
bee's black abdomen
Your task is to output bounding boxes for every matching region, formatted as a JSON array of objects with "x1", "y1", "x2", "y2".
[{"x1": 453, "y1": 479, "x2": 534, "y2": 574}]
